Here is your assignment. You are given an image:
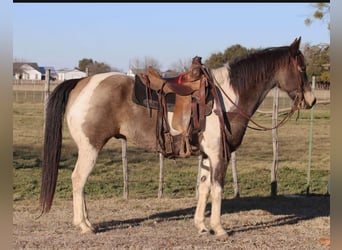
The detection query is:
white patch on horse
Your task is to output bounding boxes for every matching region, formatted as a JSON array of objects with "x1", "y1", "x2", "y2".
[
  {"x1": 201, "y1": 66, "x2": 238, "y2": 156},
  {"x1": 211, "y1": 65, "x2": 239, "y2": 112},
  {"x1": 67, "y1": 72, "x2": 124, "y2": 148}
]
